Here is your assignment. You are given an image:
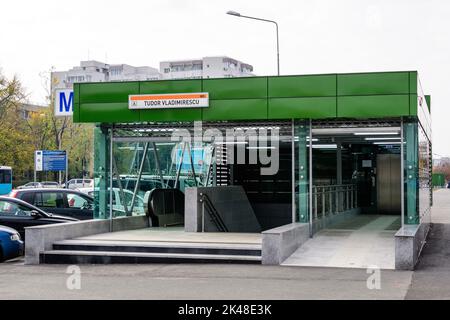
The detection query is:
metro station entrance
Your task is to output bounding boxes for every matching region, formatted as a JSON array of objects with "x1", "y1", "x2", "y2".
[
  {"x1": 63, "y1": 71, "x2": 432, "y2": 269},
  {"x1": 283, "y1": 119, "x2": 405, "y2": 268},
  {"x1": 309, "y1": 119, "x2": 403, "y2": 225},
  {"x1": 95, "y1": 120, "x2": 302, "y2": 233}
]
